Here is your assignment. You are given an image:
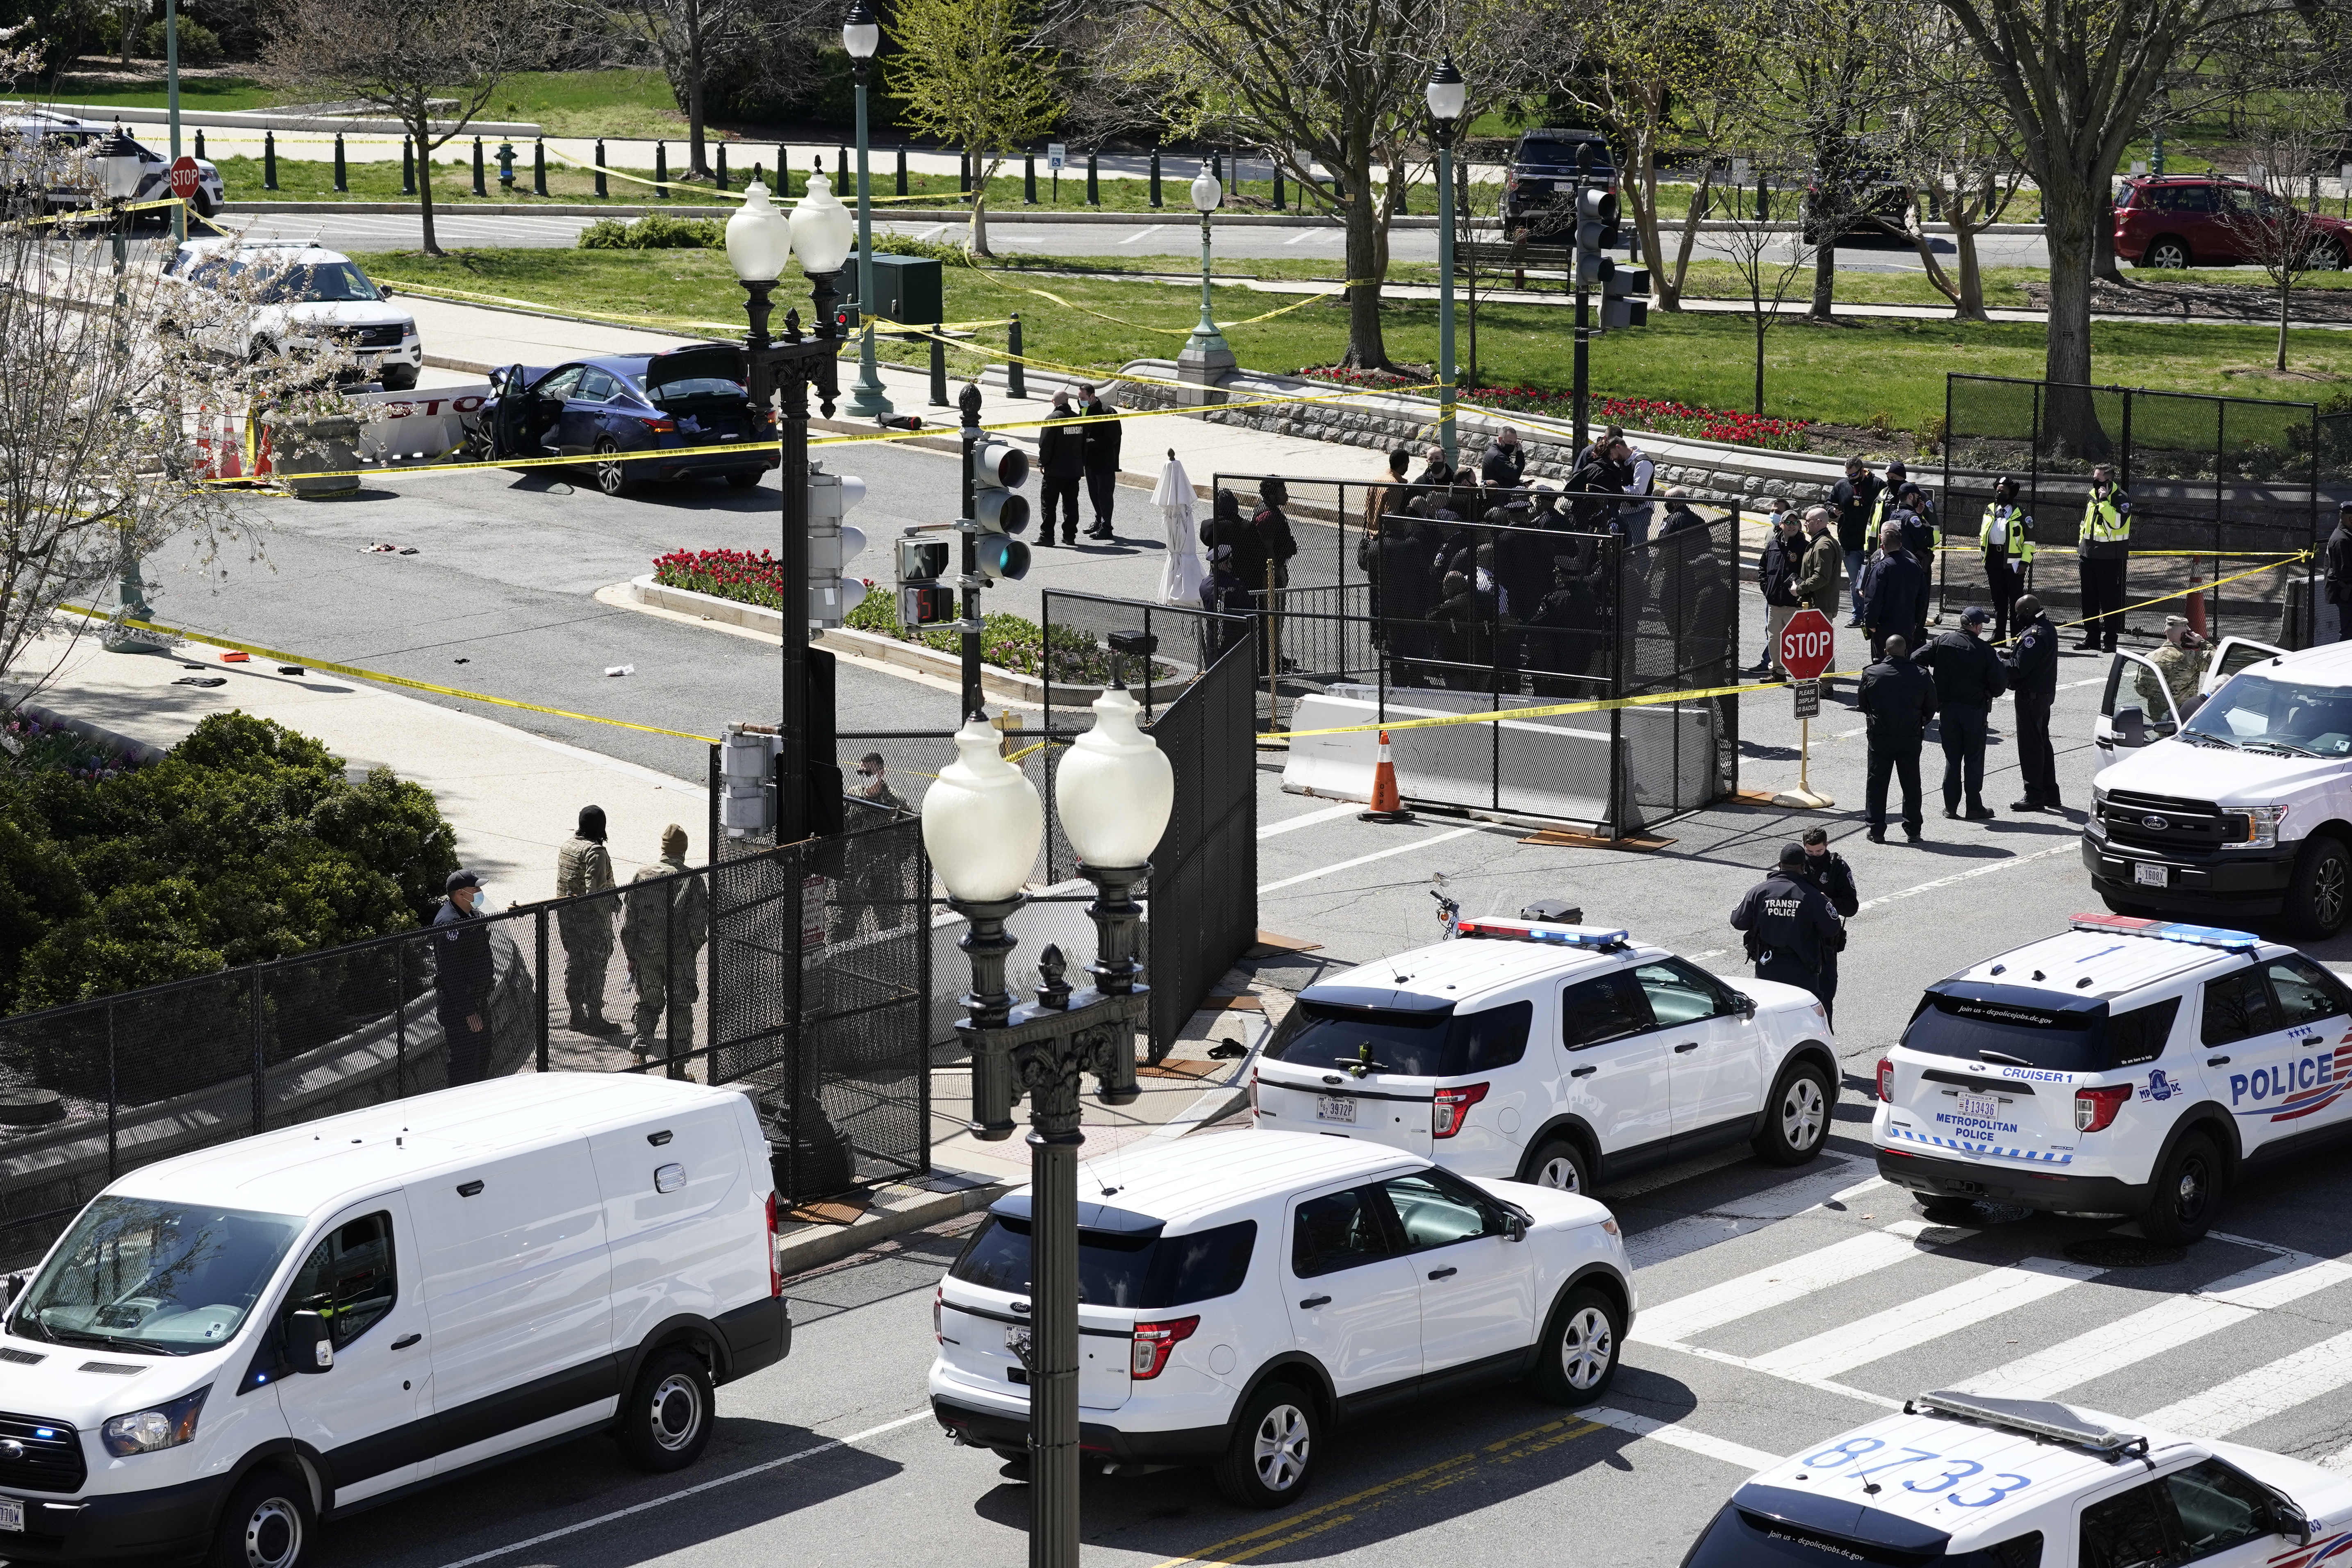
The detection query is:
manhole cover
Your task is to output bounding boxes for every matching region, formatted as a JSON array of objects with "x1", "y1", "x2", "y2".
[{"x1": 2065, "y1": 1236, "x2": 2186, "y2": 1269}]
